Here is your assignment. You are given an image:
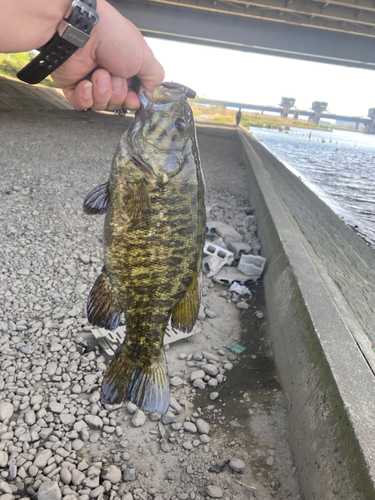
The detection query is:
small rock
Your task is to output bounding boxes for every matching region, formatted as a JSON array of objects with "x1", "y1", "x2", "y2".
[
  {"x1": 33, "y1": 449, "x2": 52, "y2": 469},
  {"x1": 49, "y1": 402, "x2": 64, "y2": 413},
  {"x1": 60, "y1": 467, "x2": 72, "y2": 485},
  {"x1": 182, "y1": 441, "x2": 193, "y2": 450},
  {"x1": 161, "y1": 412, "x2": 175, "y2": 425},
  {"x1": 192, "y1": 379, "x2": 205, "y2": 390},
  {"x1": 37, "y1": 481, "x2": 62, "y2": 500},
  {"x1": 84, "y1": 415, "x2": 103, "y2": 429},
  {"x1": 205, "y1": 486, "x2": 223, "y2": 498},
  {"x1": 201, "y1": 364, "x2": 219, "y2": 377},
  {"x1": 196, "y1": 419, "x2": 210, "y2": 435},
  {"x1": 184, "y1": 422, "x2": 197, "y2": 434},
  {"x1": 0, "y1": 451, "x2": 8, "y2": 468},
  {"x1": 101, "y1": 465, "x2": 121, "y2": 484},
  {"x1": 190, "y1": 370, "x2": 205, "y2": 382},
  {"x1": 0, "y1": 402, "x2": 13, "y2": 421},
  {"x1": 229, "y1": 458, "x2": 246, "y2": 472},
  {"x1": 210, "y1": 392, "x2": 219, "y2": 401},
  {"x1": 131, "y1": 410, "x2": 146, "y2": 428},
  {"x1": 223, "y1": 363, "x2": 233, "y2": 371},
  {"x1": 123, "y1": 468, "x2": 136, "y2": 481},
  {"x1": 170, "y1": 376, "x2": 184, "y2": 387},
  {"x1": 126, "y1": 402, "x2": 137, "y2": 415},
  {"x1": 205, "y1": 309, "x2": 217, "y2": 319},
  {"x1": 236, "y1": 301, "x2": 249, "y2": 310}
]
